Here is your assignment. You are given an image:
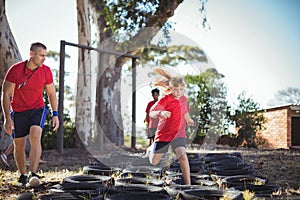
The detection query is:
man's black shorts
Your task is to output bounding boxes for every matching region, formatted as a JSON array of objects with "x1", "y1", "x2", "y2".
[
  {"x1": 12, "y1": 106, "x2": 48, "y2": 138},
  {"x1": 153, "y1": 137, "x2": 186, "y2": 153}
]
